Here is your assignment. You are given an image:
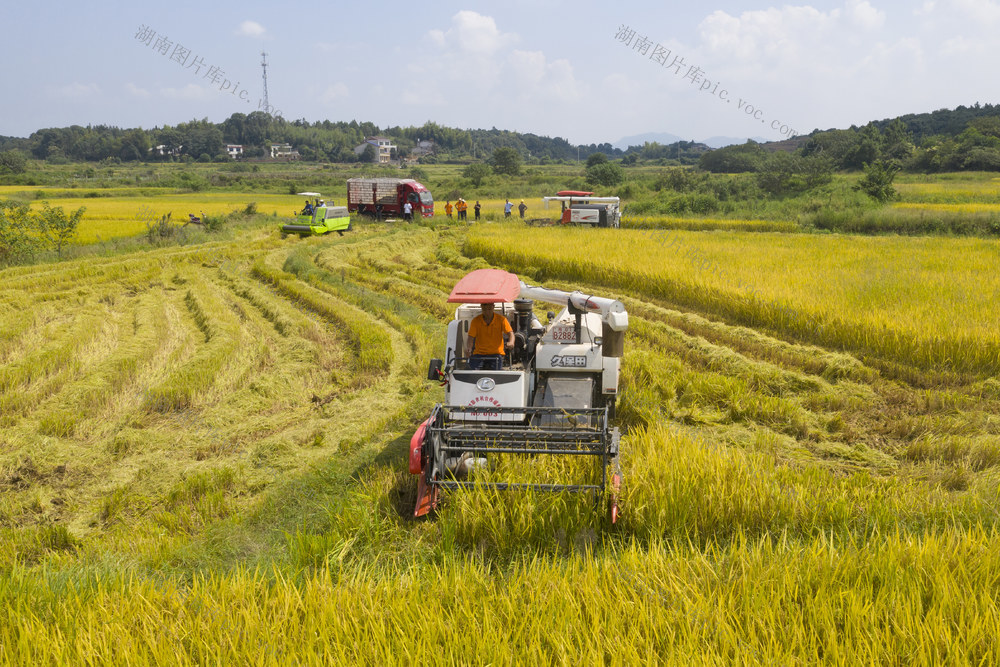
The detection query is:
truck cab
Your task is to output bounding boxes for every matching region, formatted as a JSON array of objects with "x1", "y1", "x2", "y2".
[{"x1": 402, "y1": 181, "x2": 434, "y2": 217}]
